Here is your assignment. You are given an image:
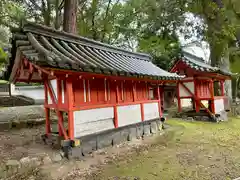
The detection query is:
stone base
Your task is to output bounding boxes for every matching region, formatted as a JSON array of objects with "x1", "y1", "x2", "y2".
[{"x1": 60, "y1": 118, "x2": 164, "y2": 158}]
